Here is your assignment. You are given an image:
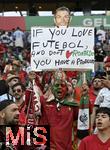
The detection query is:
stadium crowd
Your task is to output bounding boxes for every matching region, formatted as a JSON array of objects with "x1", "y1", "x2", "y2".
[{"x1": 0, "y1": 6, "x2": 110, "y2": 150}]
